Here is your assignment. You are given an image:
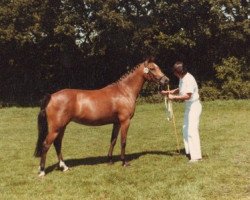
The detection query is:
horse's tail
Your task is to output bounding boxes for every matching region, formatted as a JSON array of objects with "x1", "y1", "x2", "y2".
[{"x1": 34, "y1": 94, "x2": 51, "y2": 157}]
